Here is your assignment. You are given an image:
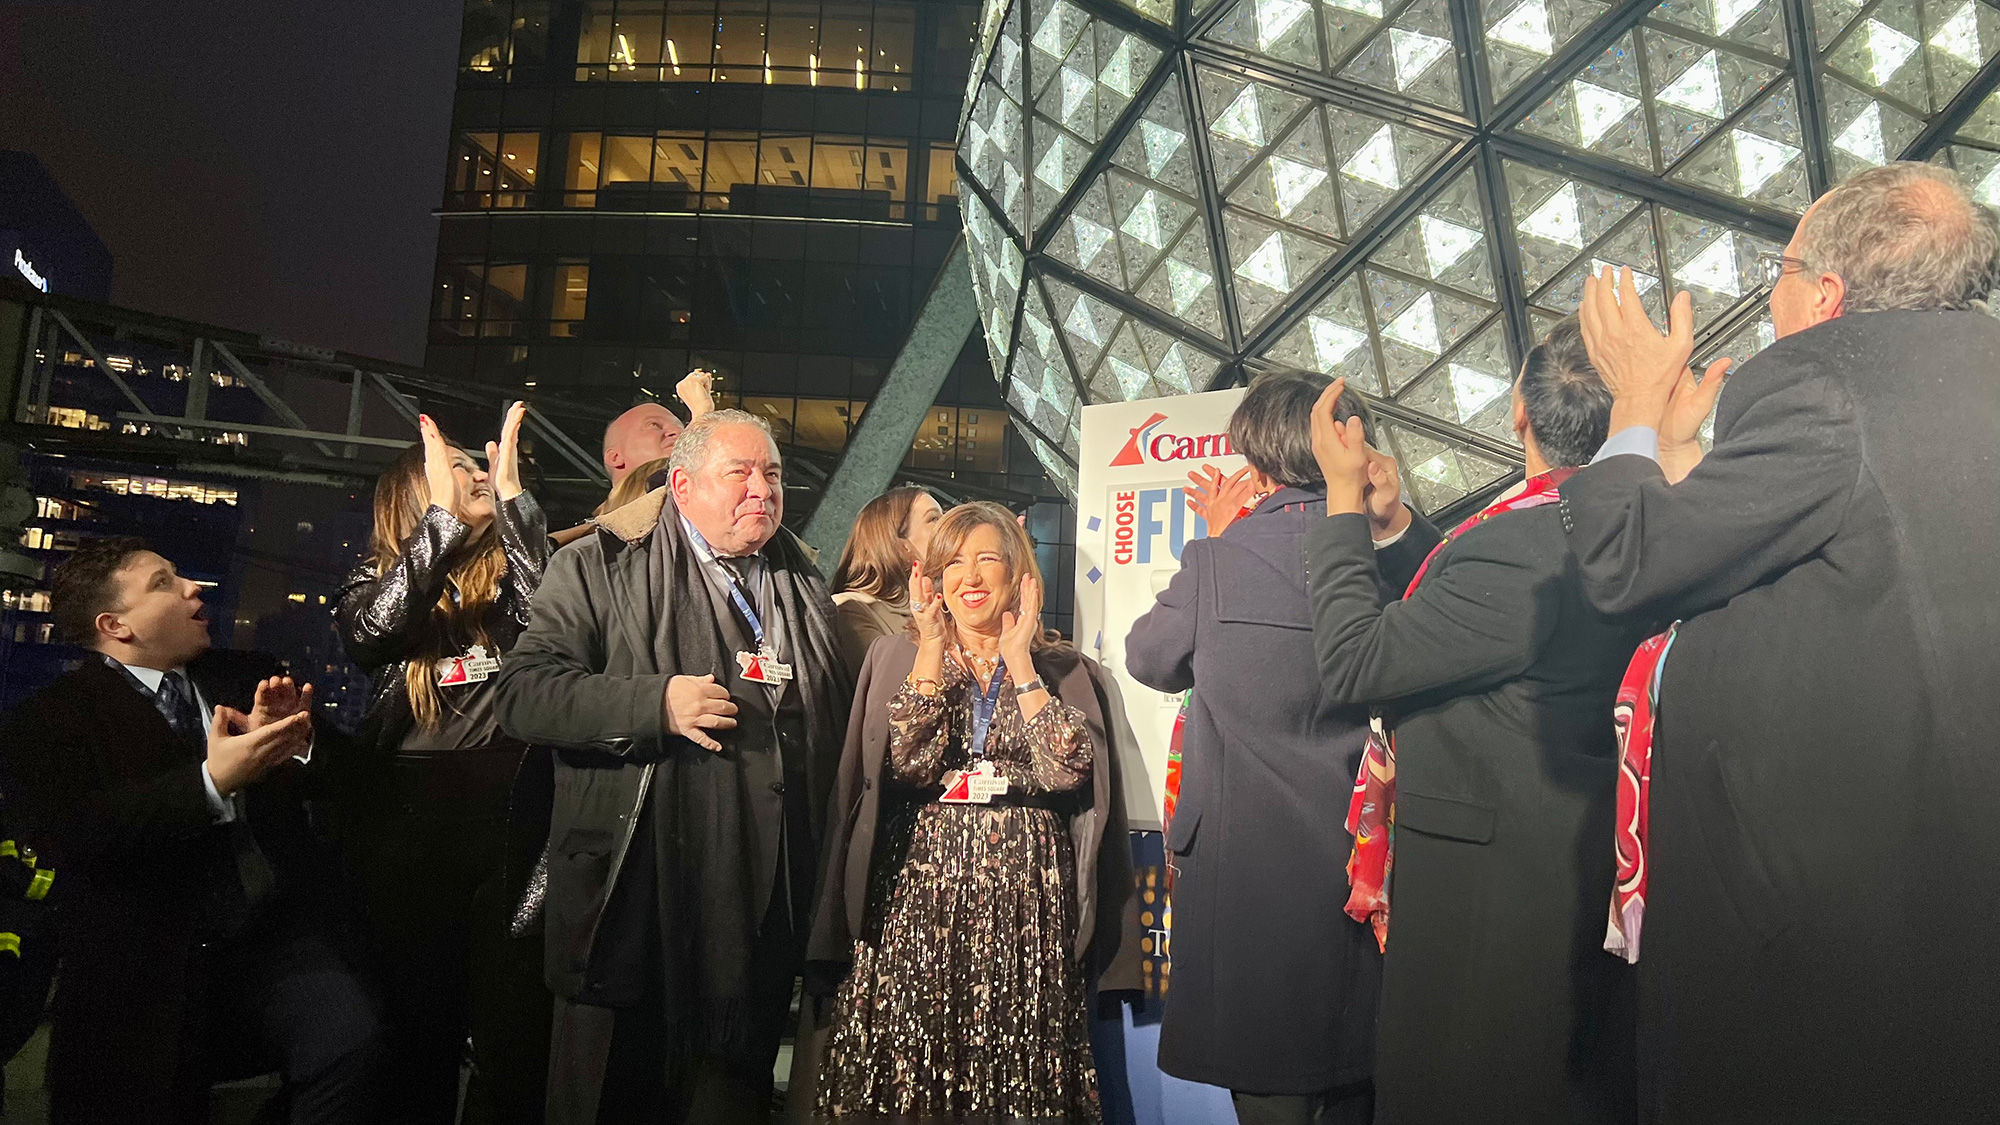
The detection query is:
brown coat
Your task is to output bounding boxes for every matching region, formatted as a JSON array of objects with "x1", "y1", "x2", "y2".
[
  {"x1": 829, "y1": 592, "x2": 910, "y2": 682},
  {"x1": 804, "y1": 634, "x2": 1139, "y2": 991}
]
